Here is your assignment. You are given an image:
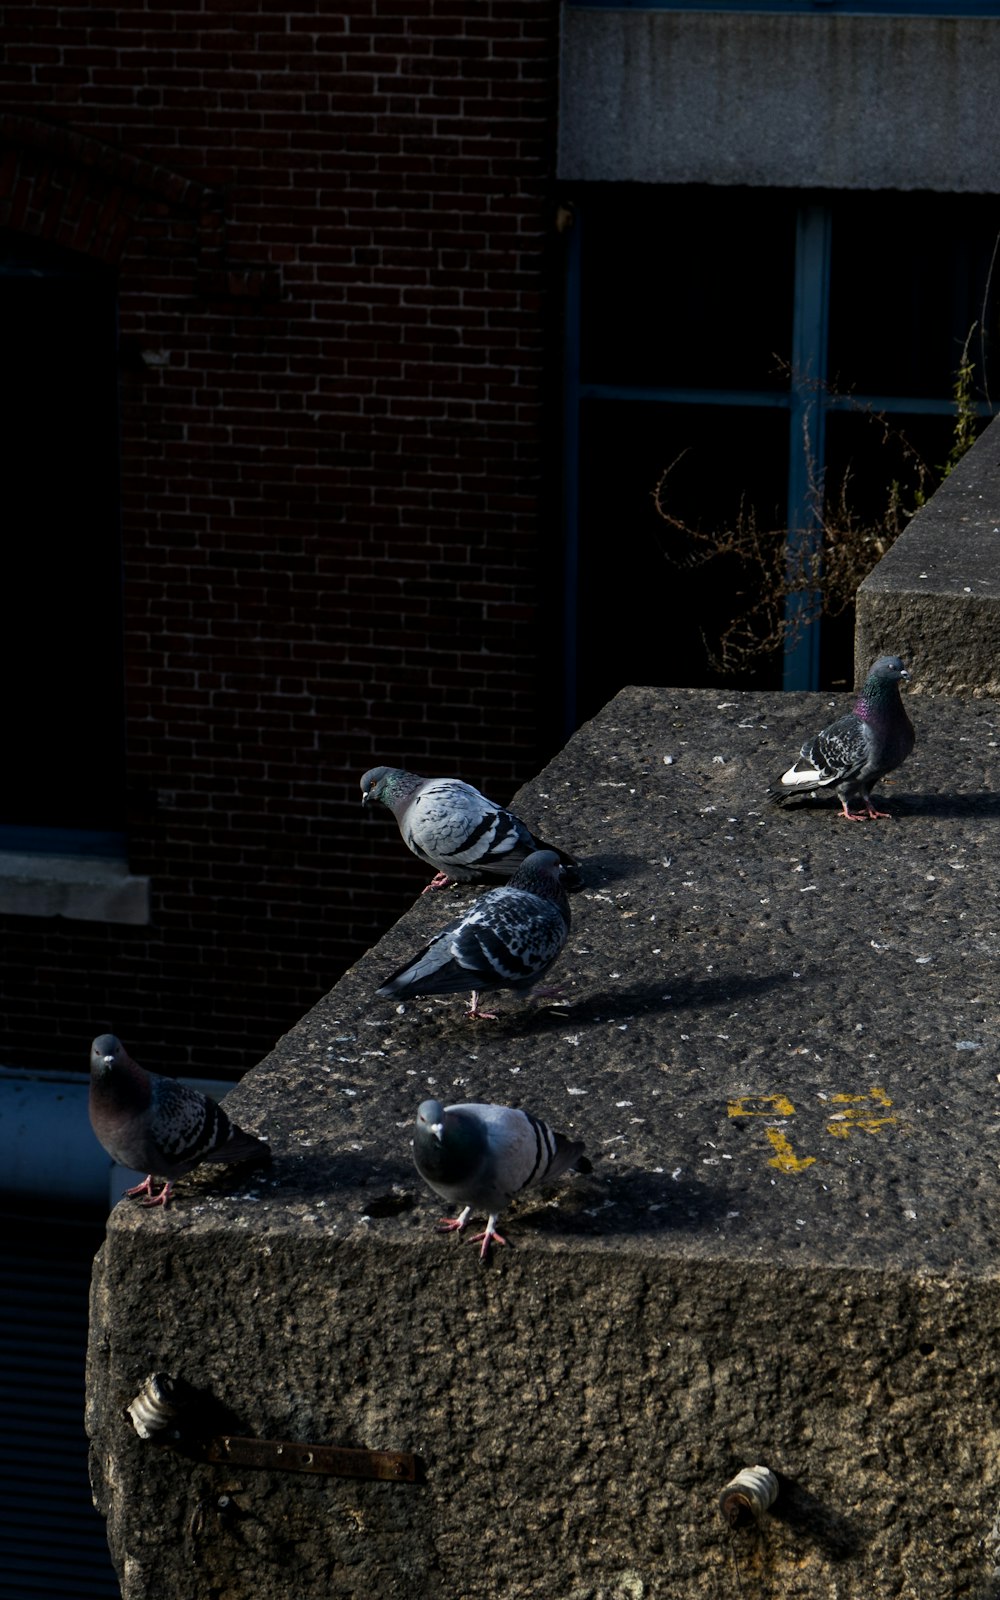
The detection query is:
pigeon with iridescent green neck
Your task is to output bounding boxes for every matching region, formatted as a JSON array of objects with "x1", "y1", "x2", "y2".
[
  {"x1": 769, "y1": 654, "x2": 915, "y2": 819},
  {"x1": 360, "y1": 765, "x2": 582, "y2": 891},
  {"x1": 413, "y1": 1098, "x2": 588, "y2": 1259}
]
